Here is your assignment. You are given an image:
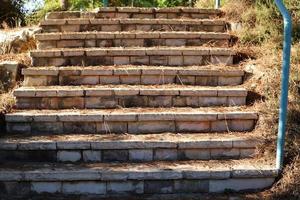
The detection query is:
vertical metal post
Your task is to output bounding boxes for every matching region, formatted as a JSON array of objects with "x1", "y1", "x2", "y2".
[
  {"x1": 103, "y1": 0, "x2": 108, "y2": 7},
  {"x1": 274, "y1": 0, "x2": 293, "y2": 170},
  {"x1": 215, "y1": 0, "x2": 220, "y2": 9}
]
